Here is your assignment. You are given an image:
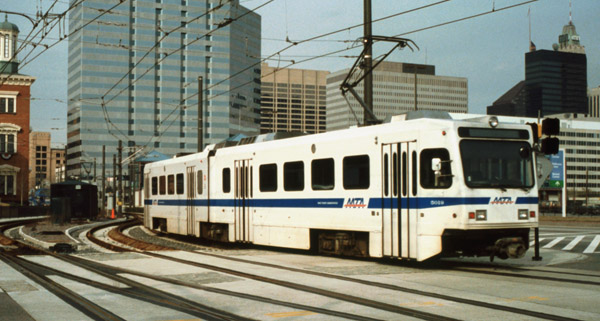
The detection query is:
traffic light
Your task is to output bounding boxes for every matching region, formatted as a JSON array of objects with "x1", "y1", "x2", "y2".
[
  {"x1": 541, "y1": 137, "x2": 559, "y2": 154},
  {"x1": 541, "y1": 118, "x2": 560, "y2": 155},
  {"x1": 542, "y1": 118, "x2": 560, "y2": 136}
]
